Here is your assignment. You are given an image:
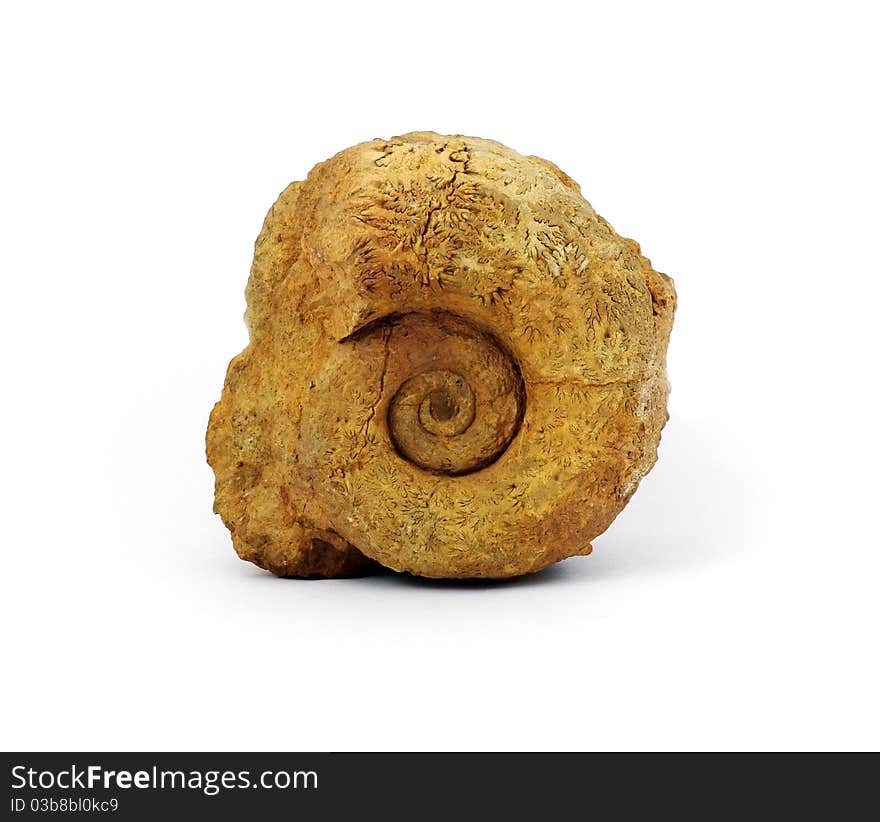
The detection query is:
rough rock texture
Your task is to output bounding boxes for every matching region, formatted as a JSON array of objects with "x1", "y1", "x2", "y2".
[{"x1": 206, "y1": 132, "x2": 675, "y2": 579}]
